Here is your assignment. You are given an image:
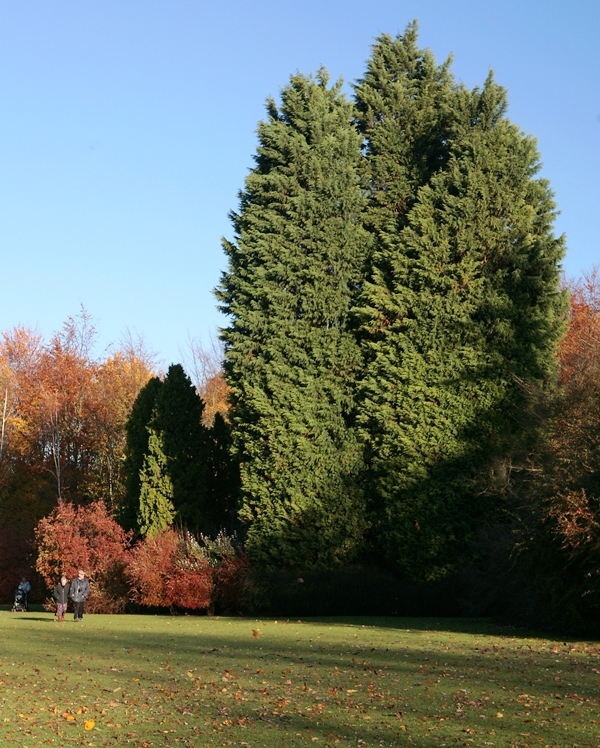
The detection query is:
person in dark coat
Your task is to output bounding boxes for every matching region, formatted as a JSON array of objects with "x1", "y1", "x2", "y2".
[
  {"x1": 69, "y1": 570, "x2": 90, "y2": 621},
  {"x1": 53, "y1": 575, "x2": 69, "y2": 622}
]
